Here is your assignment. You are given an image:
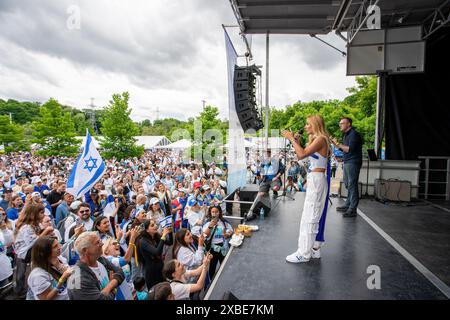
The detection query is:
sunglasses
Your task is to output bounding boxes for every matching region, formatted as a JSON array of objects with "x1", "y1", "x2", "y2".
[{"x1": 79, "y1": 210, "x2": 90, "y2": 213}]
